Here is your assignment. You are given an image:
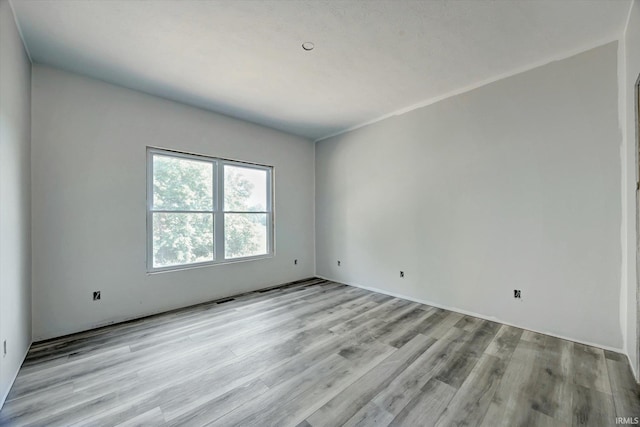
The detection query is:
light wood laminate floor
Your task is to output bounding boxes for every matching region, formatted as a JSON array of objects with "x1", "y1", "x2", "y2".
[{"x1": 1, "y1": 278, "x2": 639, "y2": 426}]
